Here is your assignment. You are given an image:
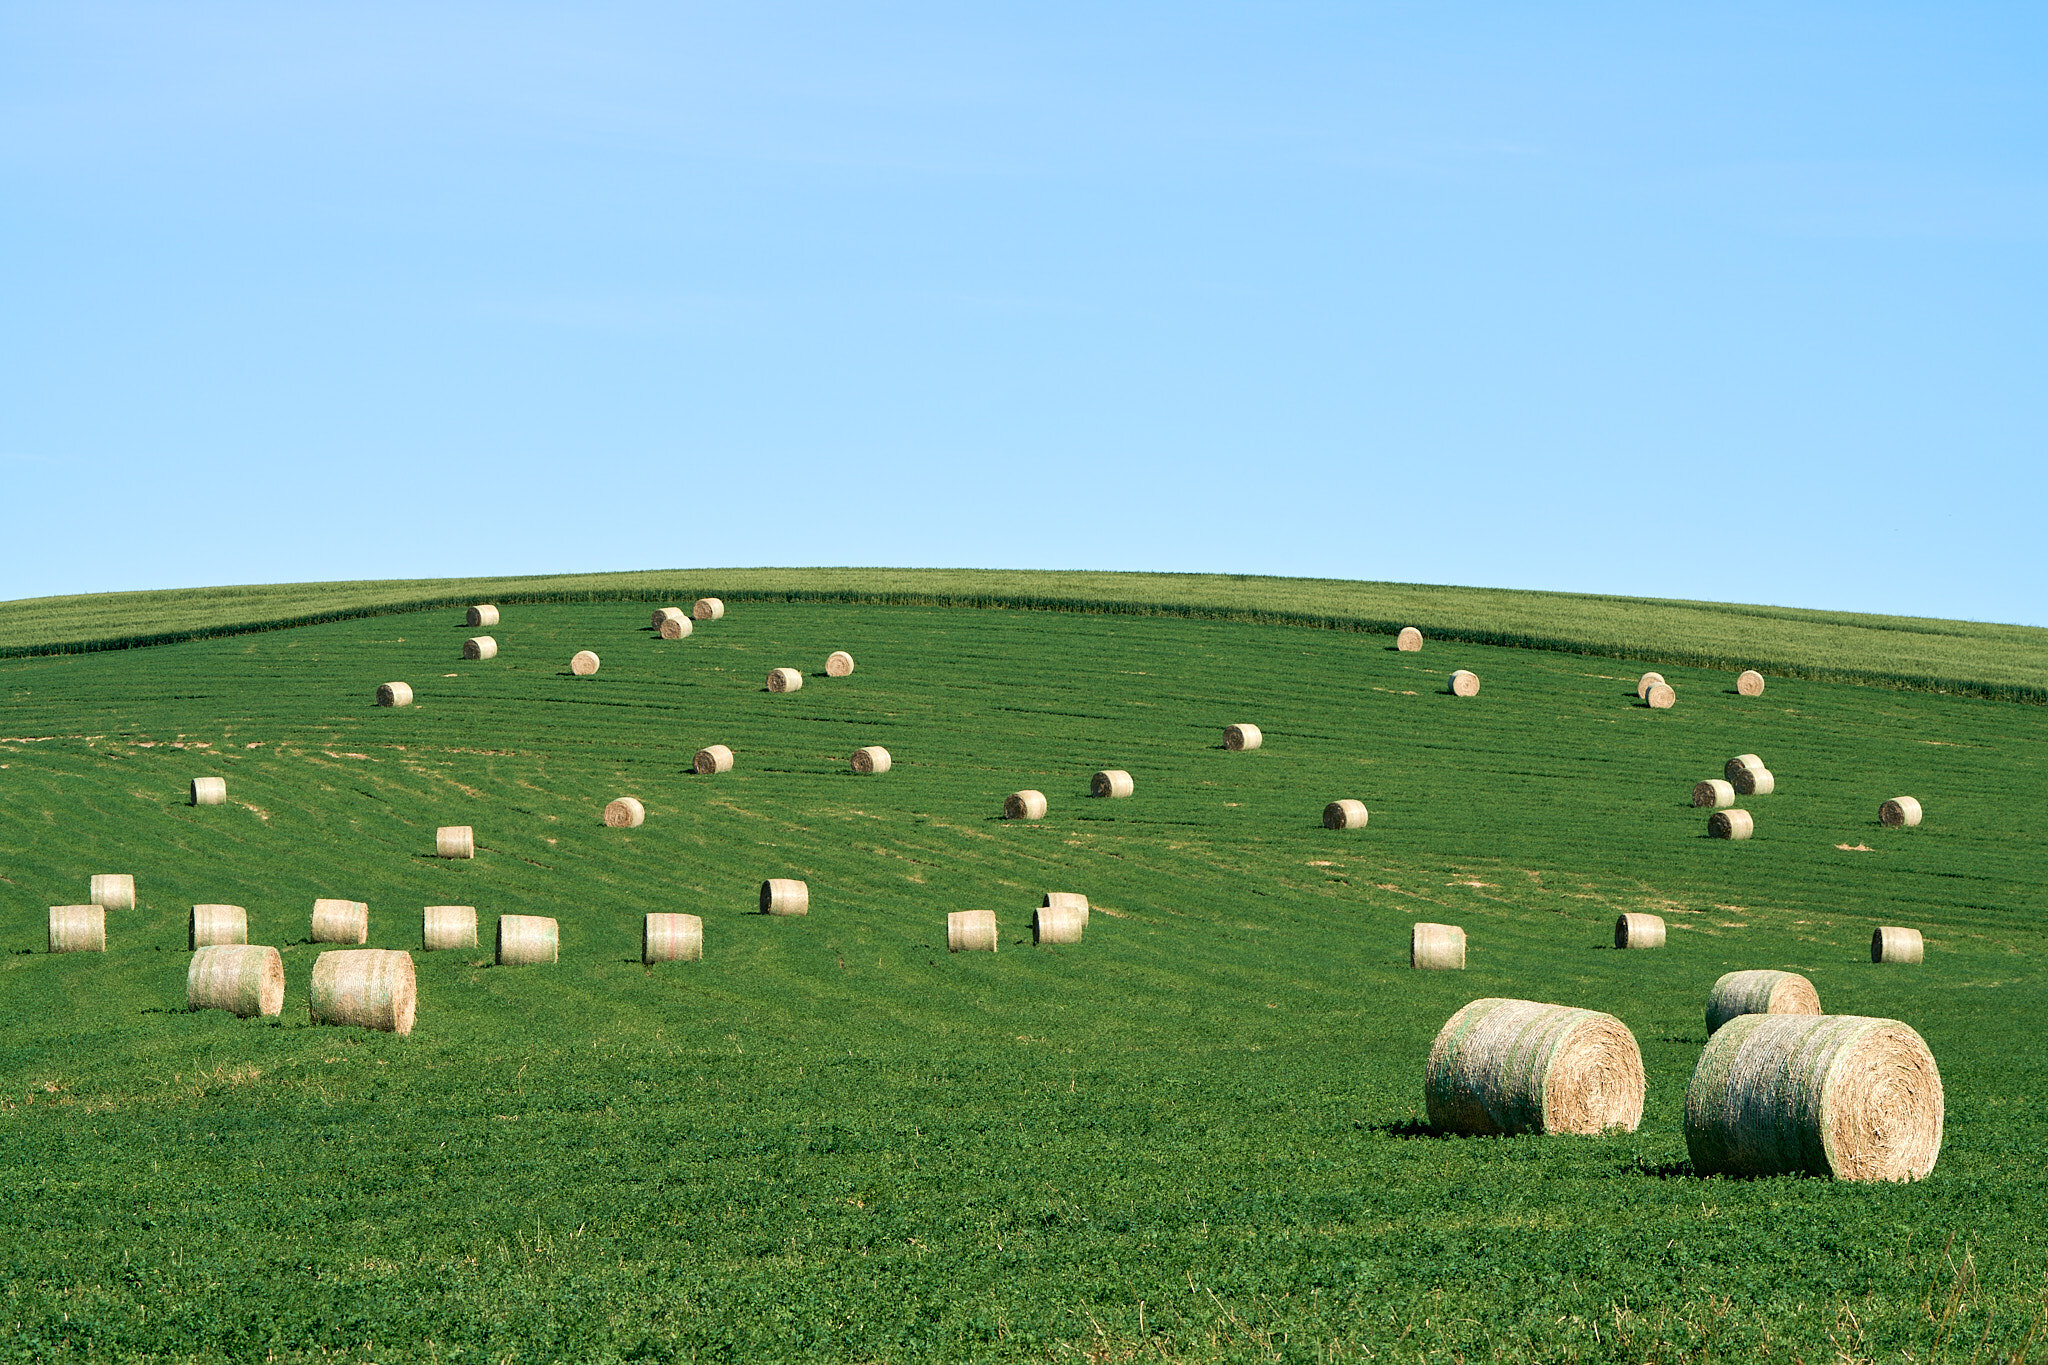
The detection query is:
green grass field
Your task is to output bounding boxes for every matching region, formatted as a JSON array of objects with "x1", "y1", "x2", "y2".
[{"x1": 3, "y1": 591, "x2": 2045, "y2": 1362}]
